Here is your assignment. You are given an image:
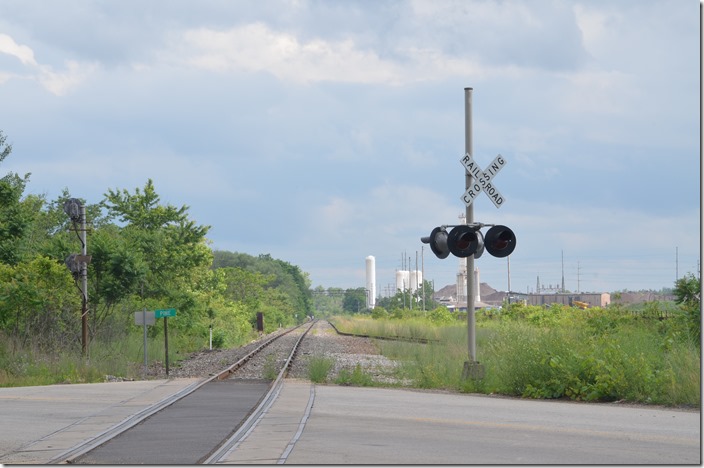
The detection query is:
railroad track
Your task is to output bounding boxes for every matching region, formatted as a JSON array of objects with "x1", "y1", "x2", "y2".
[
  {"x1": 326, "y1": 320, "x2": 439, "y2": 344},
  {"x1": 51, "y1": 320, "x2": 317, "y2": 465},
  {"x1": 49, "y1": 319, "x2": 427, "y2": 464}
]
